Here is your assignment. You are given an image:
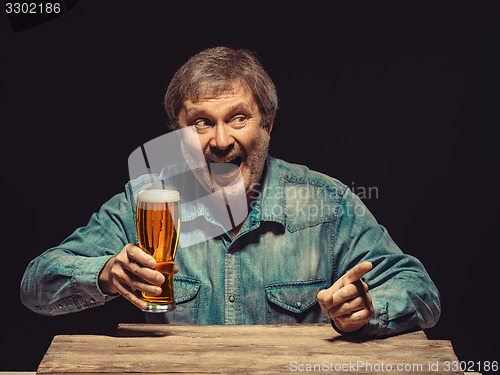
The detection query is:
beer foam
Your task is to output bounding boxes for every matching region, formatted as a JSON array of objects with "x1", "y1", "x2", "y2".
[{"x1": 138, "y1": 189, "x2": 180, "y2": 203}]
